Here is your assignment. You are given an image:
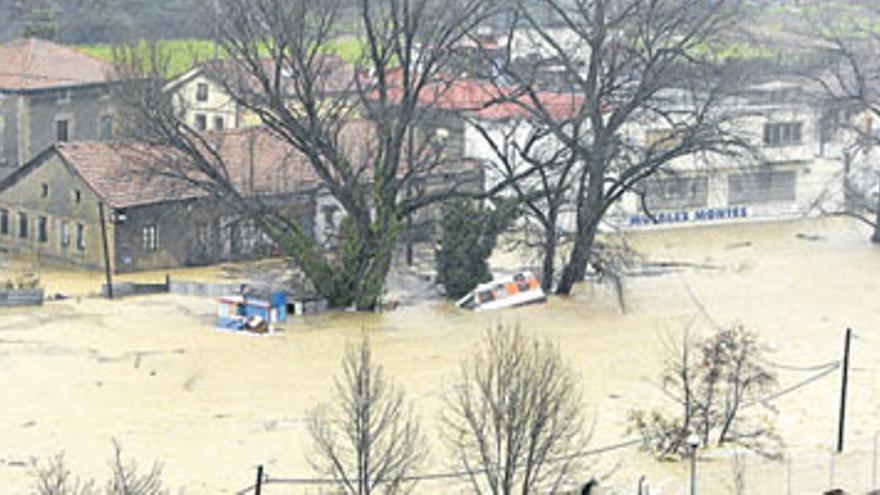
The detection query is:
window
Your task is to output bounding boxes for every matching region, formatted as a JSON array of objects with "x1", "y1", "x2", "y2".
[
  {"x1": 763, "y1": 122, "x2": 802, "y2": 146},
  {"x1": 728, "y1": 171, "x2": 797, "y2": 205},
  {"x1": 142, "y1": 225, "x2": 158, "y2": 251},
  {"x1": 99, "y1": 115, "x2": 114, "y2": 140},
  {"x1": 56, "y1": 119, "x2": 69, "y2": 142},
  {"x1": 196, "y1": 83, "x2": 209, "y2": 102},
  {"x1": 0, "y1": 209, "x2": 7, "y2": 235},
  {"x1": 322, "y1": 205, "x2": 339, "y2": 230},
  {"x1": 213, "y1": 116, "x2": 225, "y2": 131},
  {"x1": 644, "y1": 177, "x2": 709, "y2": 210},
  {"x1": 195, "y1": 114, "x2": 207, "y2": 131},
  {"x1": 18, "y1": 212, "x2": 28, "y2": 239},
  {"x1": 60, "y1": 221, "x2": 70, "y2": 248},
  {"x1": 74, "y1": 190, "x2": 81, "y2": 204},
  {"x1": 76, "y1": 223, "x2": 85, "y2": 251},
  {"x1": 37, "y1": 216, "x2": 48, "y2": 243},
  {"x1": 40, "y1": 183, "x2": 48, "y2": 198}
]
